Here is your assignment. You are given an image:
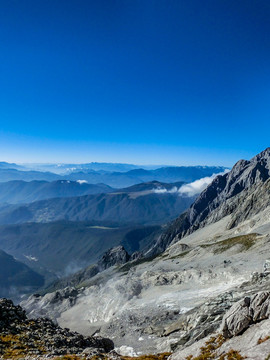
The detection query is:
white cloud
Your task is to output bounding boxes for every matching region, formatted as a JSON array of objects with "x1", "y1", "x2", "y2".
[
  {"x1": 154, "y1": 186, "x2": 178, "y2": 194},
  {"x1": 152, "y1": 170, "x2": 229, "y2": 197},
  {"x1": 178, "y1": 170, "x2": 229, "y2": 196},
  {"x1": 77, "y1": 180, "x2": 88, "y2": 185}
]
